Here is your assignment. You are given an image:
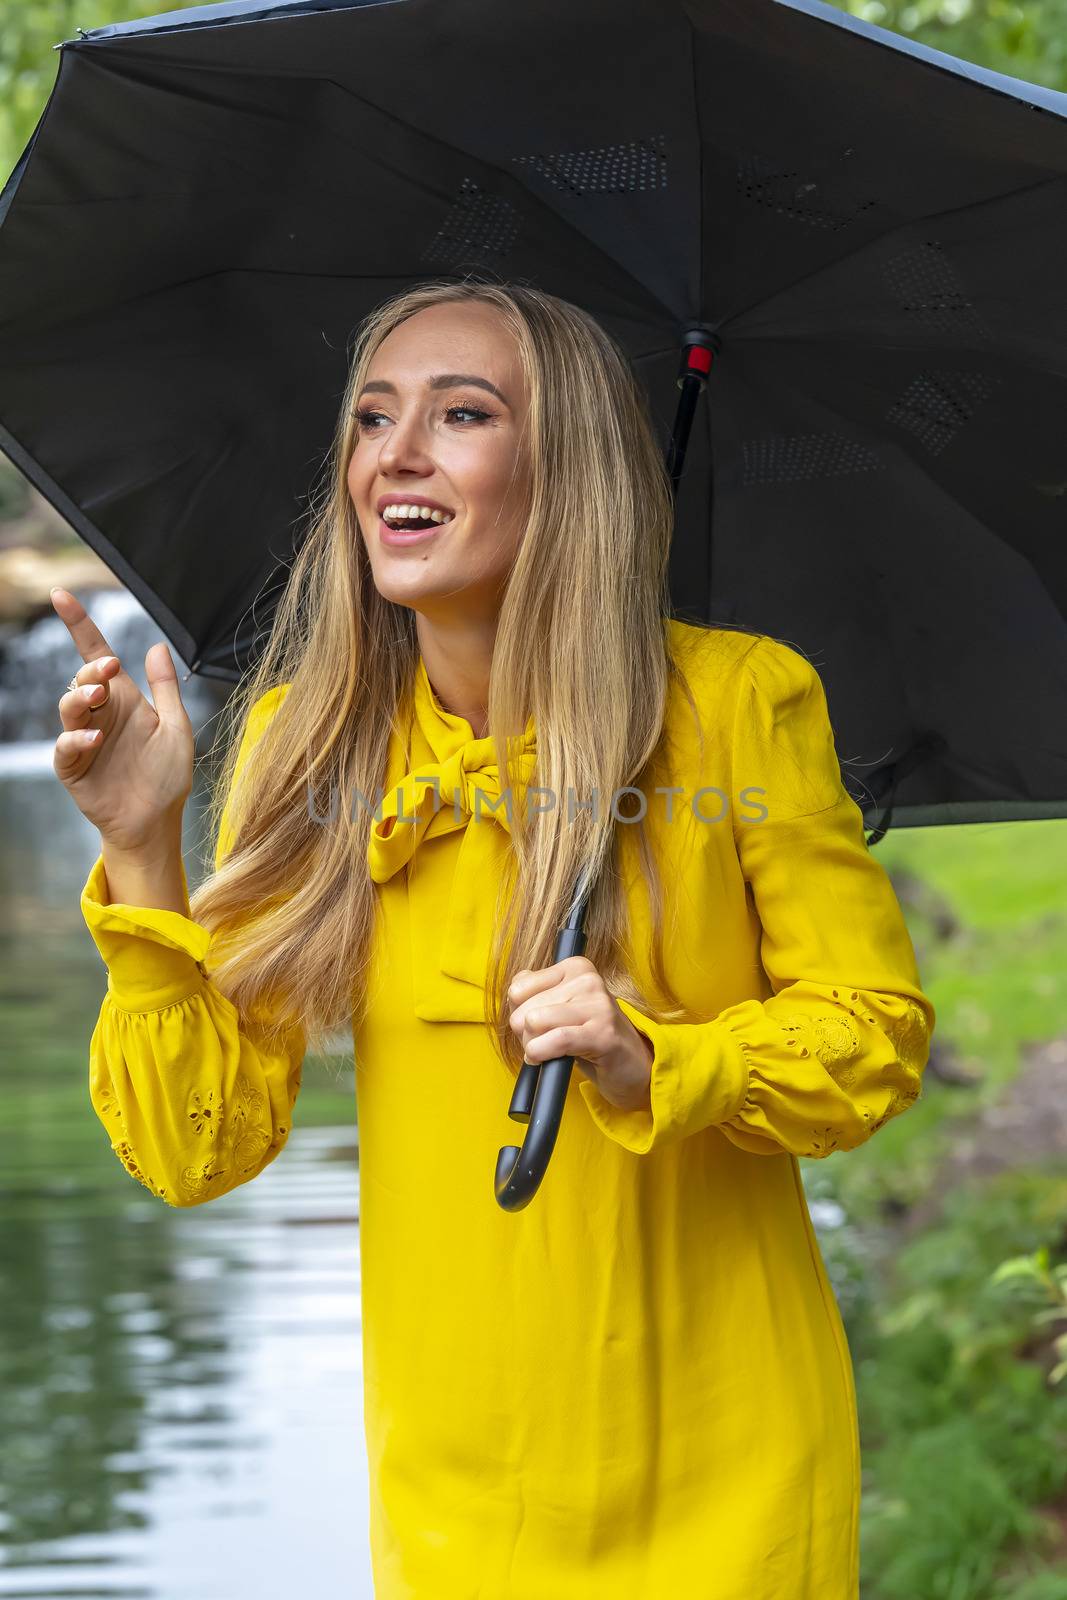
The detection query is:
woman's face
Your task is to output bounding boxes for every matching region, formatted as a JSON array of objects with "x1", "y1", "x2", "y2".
[{"x1": 348, "y1": 301, "x2": 531, "y2": 620}]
